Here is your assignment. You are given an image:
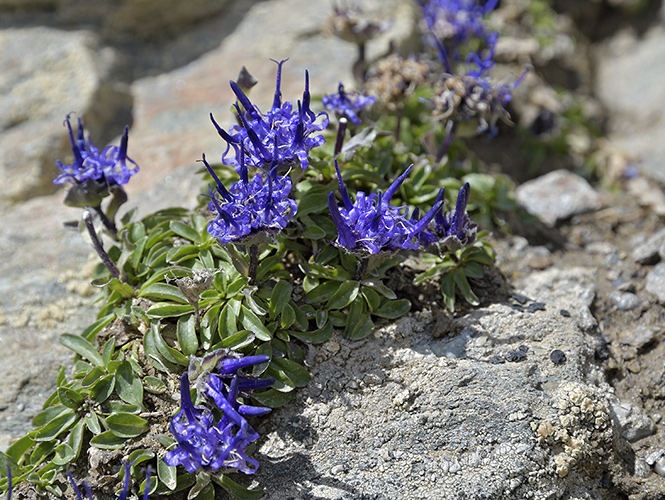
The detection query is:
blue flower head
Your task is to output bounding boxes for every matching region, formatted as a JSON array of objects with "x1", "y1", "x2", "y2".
[
  {"x1": 165, "y1": 353, "x2": 273, "y2": 475},
  {"x1": 423, "y1": 182, "x2": 478, "y2": 250},
  {"x1": 420, "y1": 0, "x2": 499, "y2": 73},
  {"x1": 328, "y1": 161, "x2": 444, "y2": 255},
  {"x1": 54, "y1": 116, "x2": 138, "y2": 189},
  {"x1": 211, "y1": 60, "x2": 328, "y2": 173},
  {"x1": 322, "y1": 82, "x2": 376, "y2": 126},
  {"x1": 202, "y1": 152, "x2": 297, "y2": 244}
]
